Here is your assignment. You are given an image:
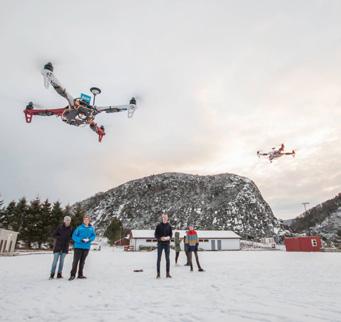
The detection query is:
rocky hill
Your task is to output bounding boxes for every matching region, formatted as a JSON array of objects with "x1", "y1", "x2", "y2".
[
  {"x1": 289, "y1": 193, "x2": 341, "y2": 246},
  {"x1": 75, "y1": 172, "x2": 282, "y2": 239}
]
